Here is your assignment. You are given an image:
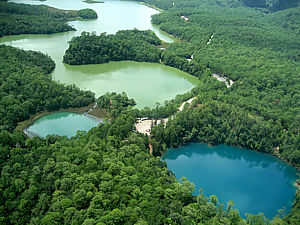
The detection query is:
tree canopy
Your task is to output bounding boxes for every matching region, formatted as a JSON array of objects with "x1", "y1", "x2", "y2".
[
  {"x1": 63, "y1": 29, "x2": 161, "y2": 65},
  {"x1": 77, "y1": 8, "x2": 98, "y2": 19},
  {"x1": 98, "y1": 92, "x2": 136, "y2": 118}
]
